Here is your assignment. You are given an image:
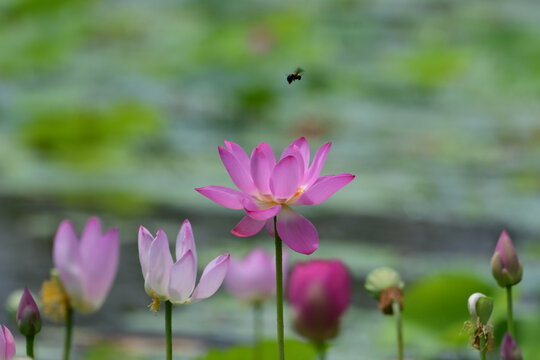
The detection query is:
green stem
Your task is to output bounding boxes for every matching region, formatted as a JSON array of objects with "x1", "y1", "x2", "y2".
[
  {"x1": 479, "y1": 334, "x2": 486, "y2": 360},
  {"x1": 506, "y1": 285, "x2": 515, "y2": 337},
  {"x1": 274, "y1": 216, "x2": 285, "y2": 360},
  {"x1": 253, "y1": 303, "x2": 263, "y2": 360},
  {"x1": 63, "y1": 307, "x2": 73, "y2": 360},
  {"x1": 314, "y1": 342, "x2": 327, "y2": 360},
  {"x1": 165, "y1": 301, "x2": 173, "y2": 360},
  {"x1": 26, "y1": 335, "x2": 35, "y2": 359},
  {"x1": 392, "y1": 300, "x2": 403, "y2": 360}
]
